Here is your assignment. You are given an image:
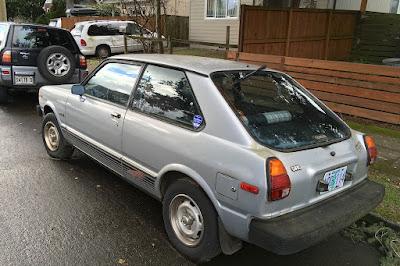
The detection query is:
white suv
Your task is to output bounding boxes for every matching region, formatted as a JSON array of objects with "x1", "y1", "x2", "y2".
[{"x1": 71, "y1": 20, "x2": 157, "y2": 58}]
